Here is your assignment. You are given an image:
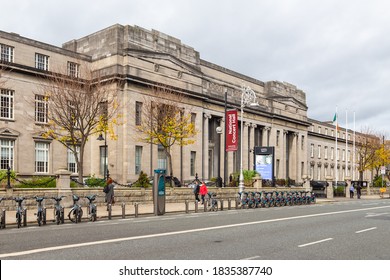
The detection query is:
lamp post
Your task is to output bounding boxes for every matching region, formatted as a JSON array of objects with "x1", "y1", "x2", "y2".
[
  {"x1": 97, "y1": 132, "x2": 109, "y2": 181},
  {"x1": 238, "y1": 86, "x2": 258, "y2": 193}
]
